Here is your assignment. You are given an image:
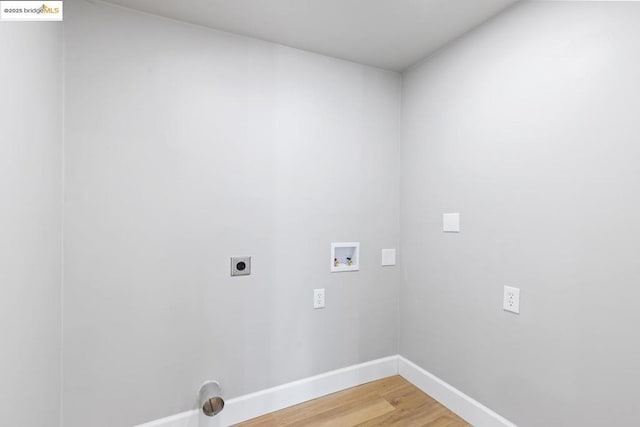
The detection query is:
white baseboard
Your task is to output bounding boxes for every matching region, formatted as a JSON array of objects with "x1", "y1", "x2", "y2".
[
  {"x1": 398, "y1": 356, "x2": 517, "y2": 427},
  {"x1": 136, "y1": 355, "x2": 517, "y2": 427},
  {"x1": 135, "y1": 410, "x2": 197, "y2": 427},
  {"x1": 135, "y1": 355, "x2": 399, "y2": 427}
]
